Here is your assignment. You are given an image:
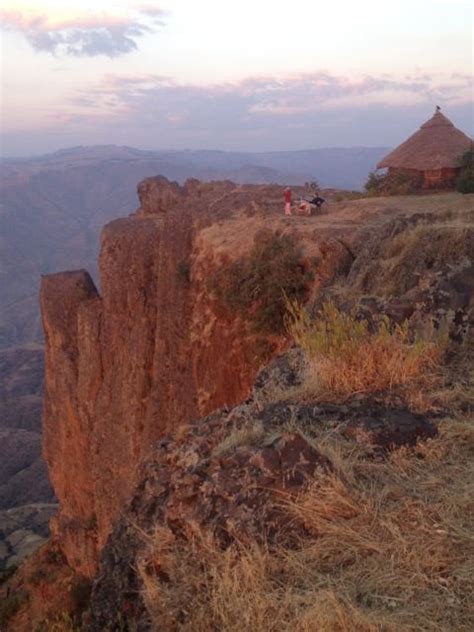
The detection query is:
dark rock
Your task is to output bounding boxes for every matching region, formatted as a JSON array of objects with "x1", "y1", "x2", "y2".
[
  {"x1": 89, "y1": 402, "x2": 331, "y2": 631},
  {"x1": 438, "y1": 265, "x2": 474, "y2": 314},
  {"x1": 252, "y1": 347, "x2": 306, "y2": 403},
  {"x1": 383, "y1": 299, "x2": 416, "y2": 324},
  {"x1": 343, "y1": 409, "x2": 437, "y2": 449}
]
